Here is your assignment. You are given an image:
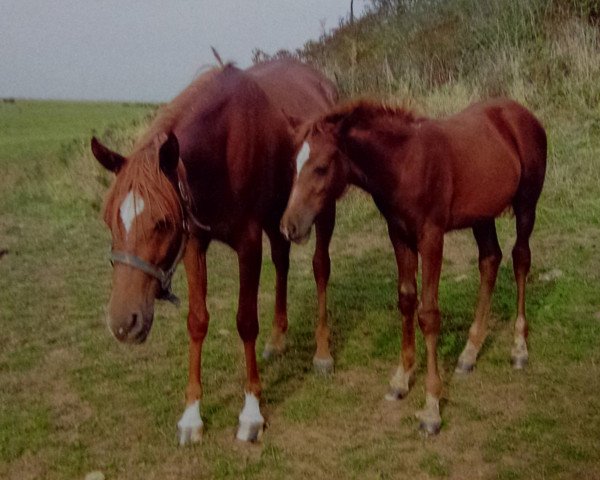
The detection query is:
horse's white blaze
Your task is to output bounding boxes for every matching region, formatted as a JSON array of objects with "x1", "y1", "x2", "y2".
[
  {"x1": 296, "y1": 141, "x2": 311, "y2": 176},
  {"x1": 238, "y1": 392, "x2": 263, "y2": 424},
  {"x1": 119, "y1": 191, "x2": 145, "y2": 234}
]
